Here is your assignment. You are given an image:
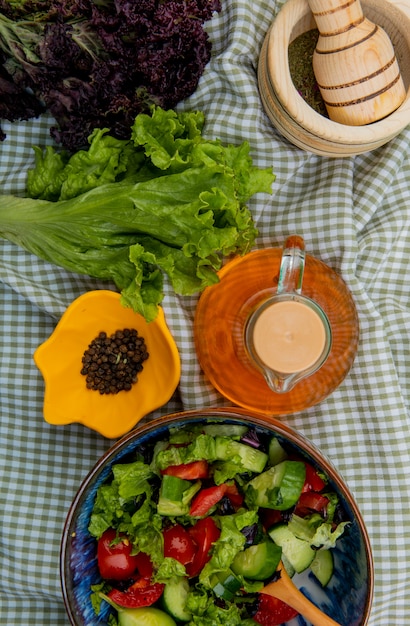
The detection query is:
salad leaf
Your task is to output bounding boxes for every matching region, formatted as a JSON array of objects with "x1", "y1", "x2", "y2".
[
  {"x1": 212, "y1": 460, "x2": 247, "y2": 485},
  {"x1": 186, "y1": 589, "x2": 255, "y2": 626},
  {"x1": 323, "y1": 491, "x2": 341, "y2": 523},
  {"x1": 88, "y1": 458, "x2": 163, "y2": 565},
  {"x1": 154, "y1": 558, "x2": 187, "y2": 583},
  {"x1": 88, "y1": 460, "x2": 155, "y2": 538},
  {"x1": 90, "y1": 583, "x2": 111, "y2": 617},
  {"x1": 199, "y1": 511, "x2": 258, "y2": 588},
  {"x1": 131, "y1": 107, "x2": 206, "y2": 173},
  {"x1": 311, "y1": 521, "x2": 351, "y2": 550},
  {"x1": 287, "y1": 512, "x2": 351, "y2": 551},
  {"x1": 112, "y1": 461, "x2": 155, "y2": 501},
  {"x1": 0, "y1": 106, "x2": 274, "y2": 322},
  {"x1": 87, "y1": 483, "x2": 121, "y2": 539},
  {"x1": 167, "y1": 426, "x2": 202, "y2": 444},
  {"x1": 129, "y1": 516, "x2": 164, "y2": 568},
  {"x1": 155, "y1": 433, "x2": 217, "y2": 469}
]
